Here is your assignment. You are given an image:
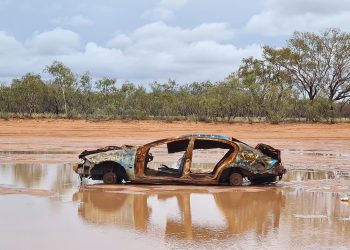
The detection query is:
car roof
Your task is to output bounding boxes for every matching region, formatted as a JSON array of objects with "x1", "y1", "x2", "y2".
[
  {"x1": 184, "y1": 134, "x2": 247, "y2": 145},
  {"x1": 143, "y1": 133, "x2": 245, "y2": 147},
  {"x1": 183, "y1": 134, "x2": 231, "y2": 140}
]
